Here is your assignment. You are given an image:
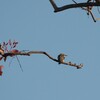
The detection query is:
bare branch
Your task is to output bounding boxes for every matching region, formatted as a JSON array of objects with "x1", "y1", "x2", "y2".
[
  {"x1": 72, "y1": 0, "x2": 96, "y2": 22},
  {"x1": 49, "y1": 0, "x2": 100, "y2": 22},
  {"x1": 49, "y1": 0, "x2": 100, "y2": 12},
  {"x1": 1, "y1": 51, "x2": 83, "y2": 69}
]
